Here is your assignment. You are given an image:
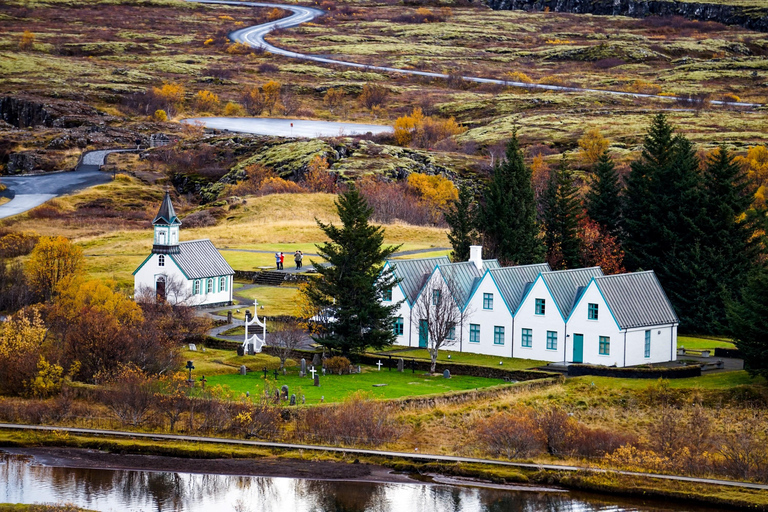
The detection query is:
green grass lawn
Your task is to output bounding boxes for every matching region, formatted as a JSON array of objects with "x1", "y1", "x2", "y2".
[
  {"x1": 375, "y1": 347, "x2": 546, "y2": 371},
  {"x1": 204, "y1": 365, "x2": 511, "y2": 403},
  {"x1": 678, "y1": 335, "x2": 735, "y2": 350},
  {"x1": 217, "y1": 285, "x2": 302, "y2": 318},
  {"x1": 567, "y1": 371, "x2": 763, "y2": 391}
]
